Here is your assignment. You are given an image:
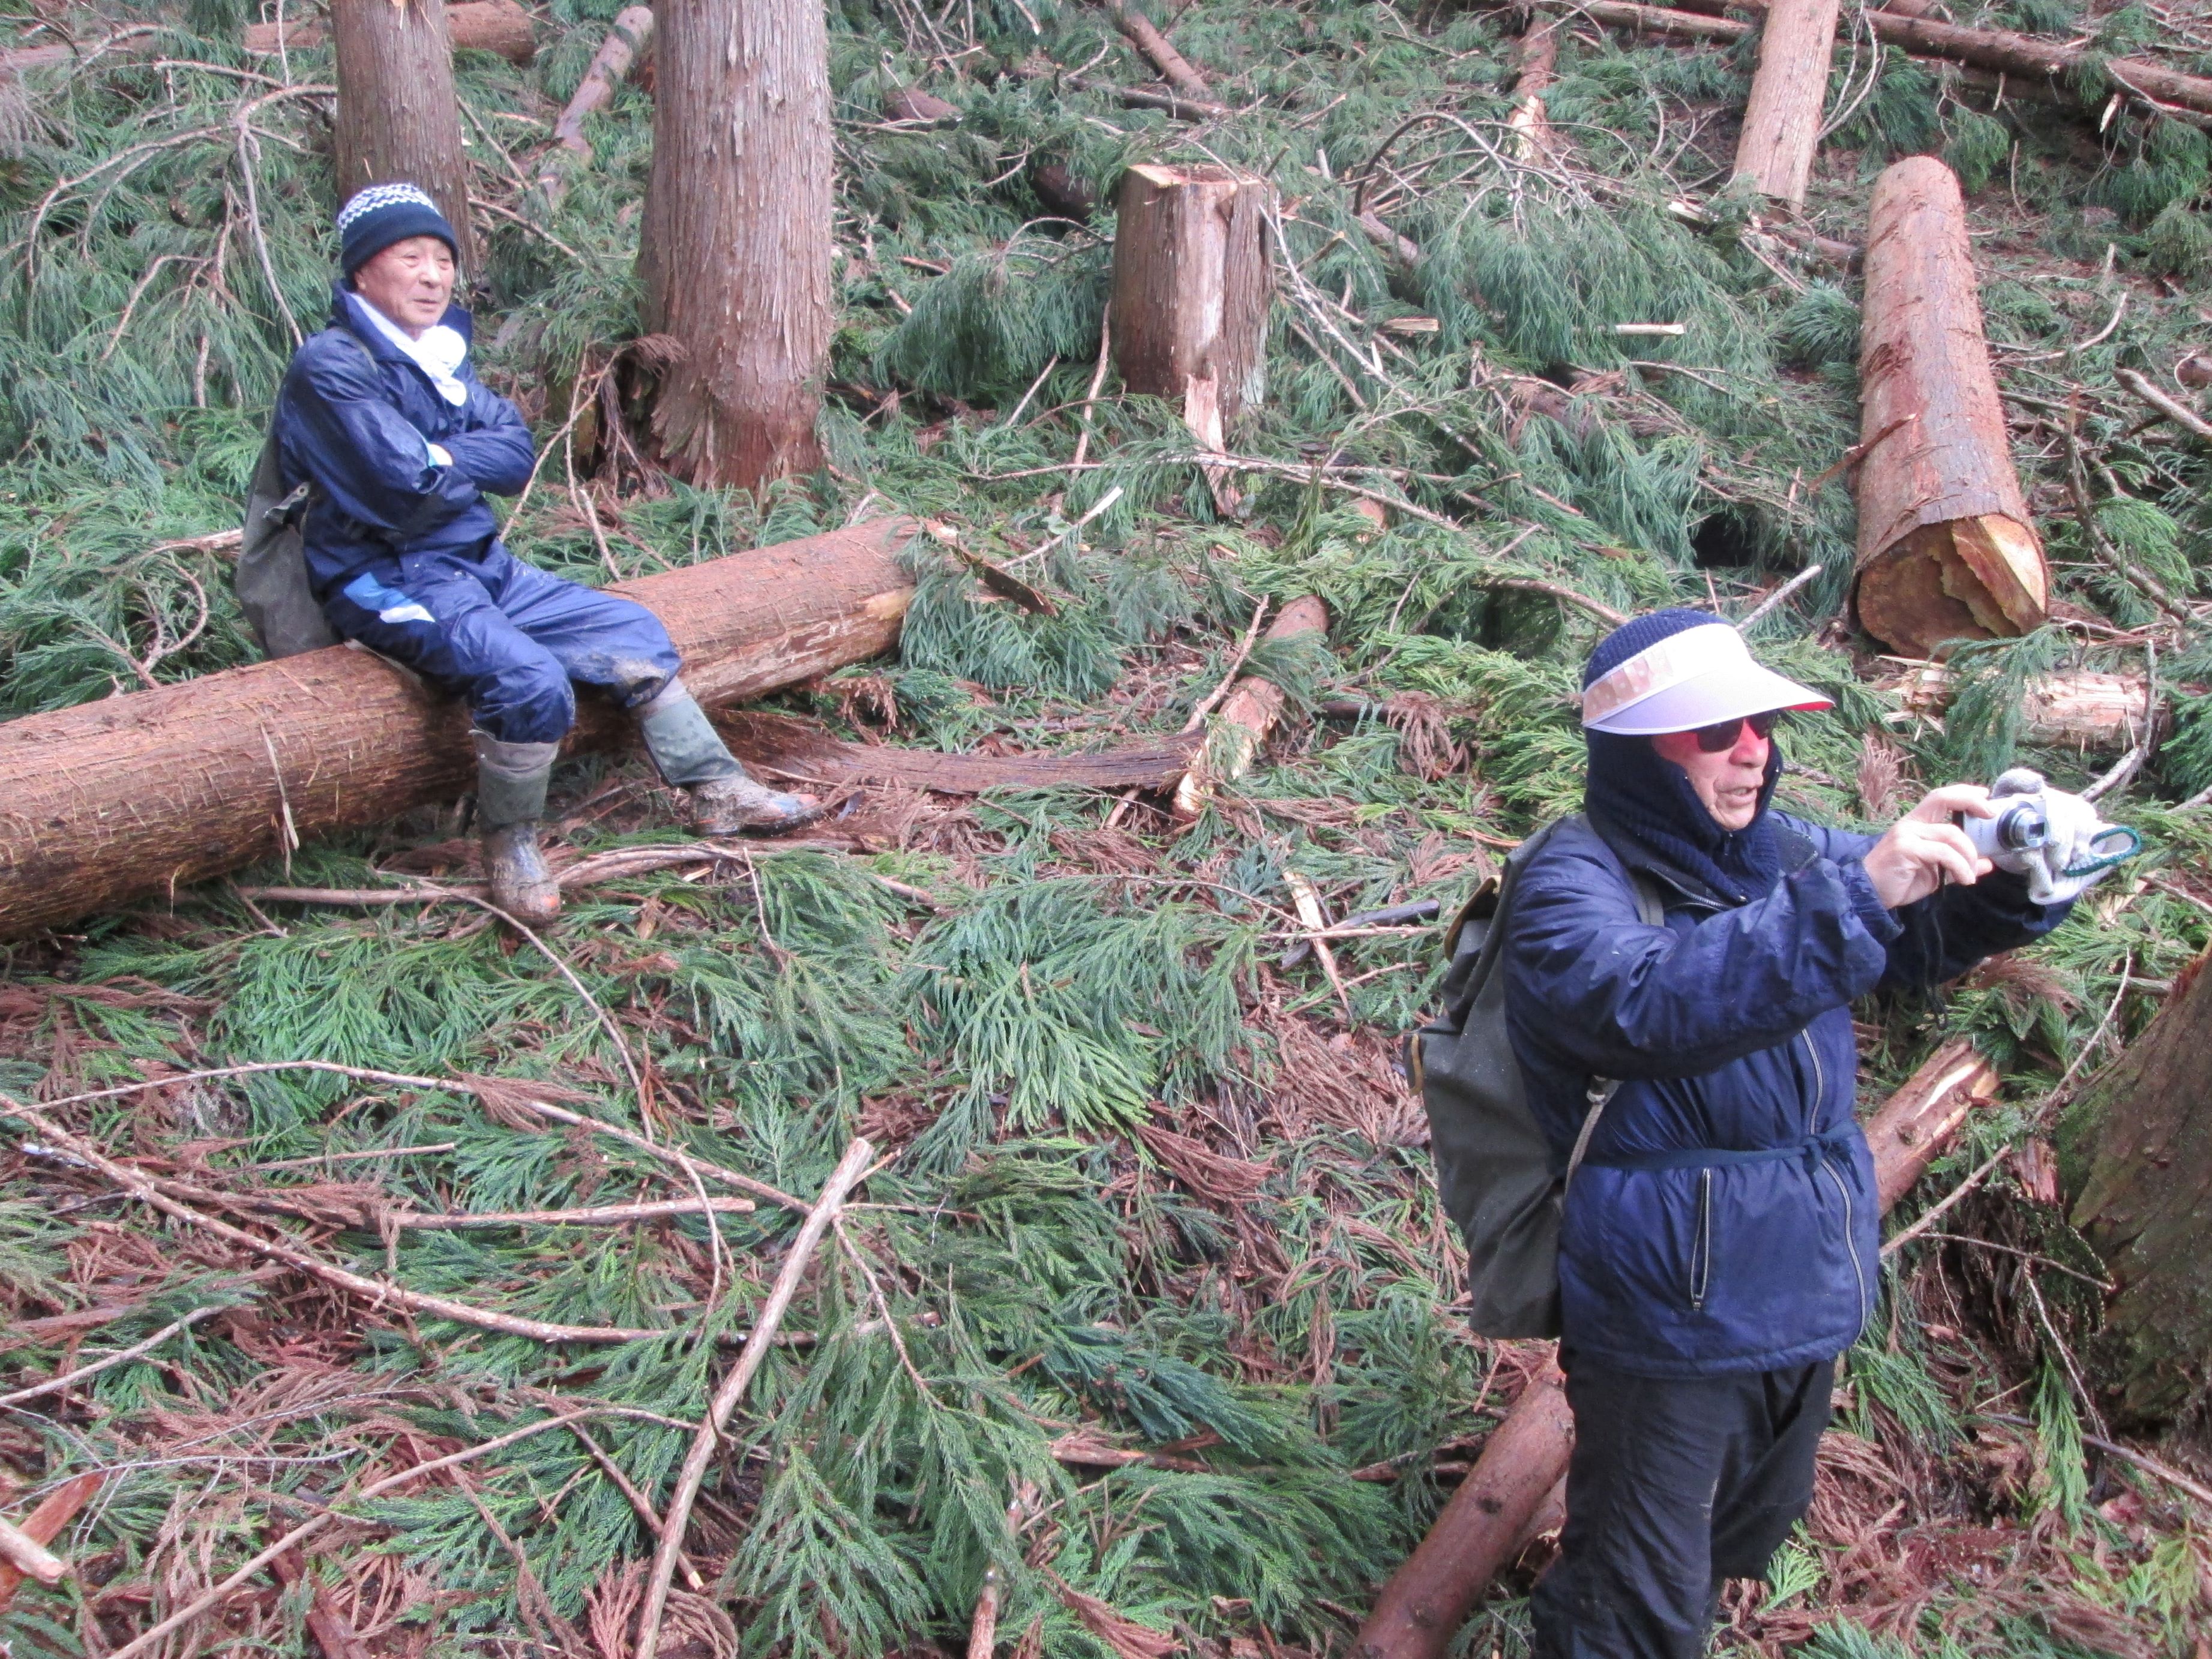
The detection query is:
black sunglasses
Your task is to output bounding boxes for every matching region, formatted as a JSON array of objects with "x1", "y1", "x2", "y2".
[{"x1": 1692, "y1": 710, "x2": 1784, "y2": 753}]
